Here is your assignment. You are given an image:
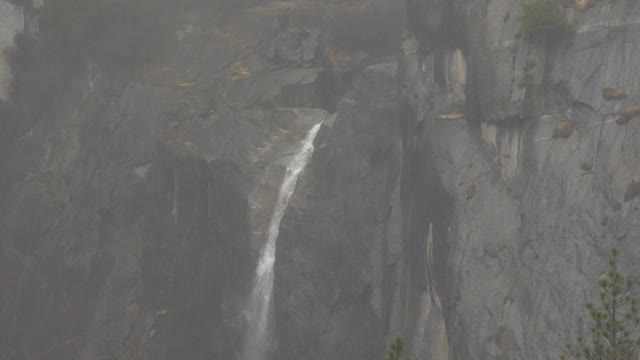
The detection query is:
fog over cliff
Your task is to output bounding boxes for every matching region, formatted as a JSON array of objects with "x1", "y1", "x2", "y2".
[{"x1": 1, "y1": 1, "x2": 640, "y2": 359}]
